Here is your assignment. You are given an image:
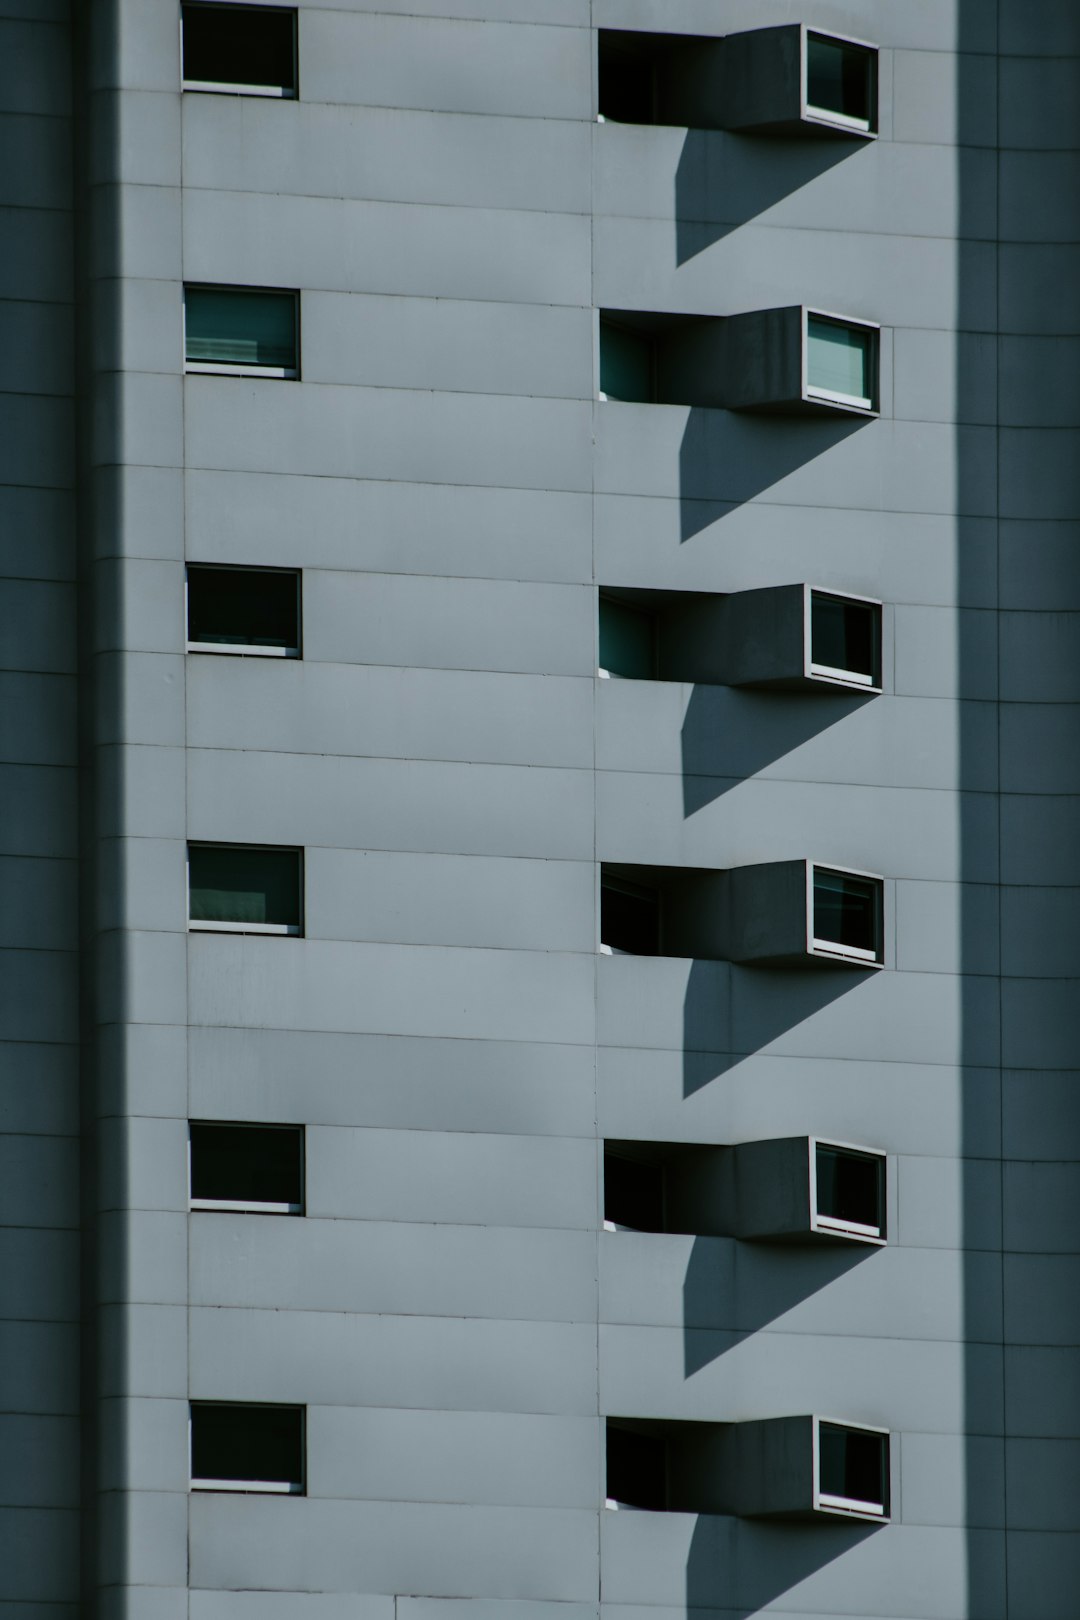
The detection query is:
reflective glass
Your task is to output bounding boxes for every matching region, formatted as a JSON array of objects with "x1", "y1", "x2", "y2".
[
  {"x1": 816, "y1": 1144, "x2": 884, "y2": 1230},
  {"x1": 189, "y1": 844, "x2": 301, "y2": 927},
  {"x1": 807, "y1": 317, "x2": 872, "y2": 404},
  {"x1": 186, "y1": 287, "x2": 296, "y2": 369},
  {"x1": 813, "y1": 869, "x2": 880, "y2": 956},
  {"x1": 811, "y1": 593, "x2": 879, "y2": 681},
  {"x1": 819, "y1": 1423, "x2": 886, "y2": 1508},
  {"x1": 806, "y1": 35, "x2": 873, "y2": 125}
]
